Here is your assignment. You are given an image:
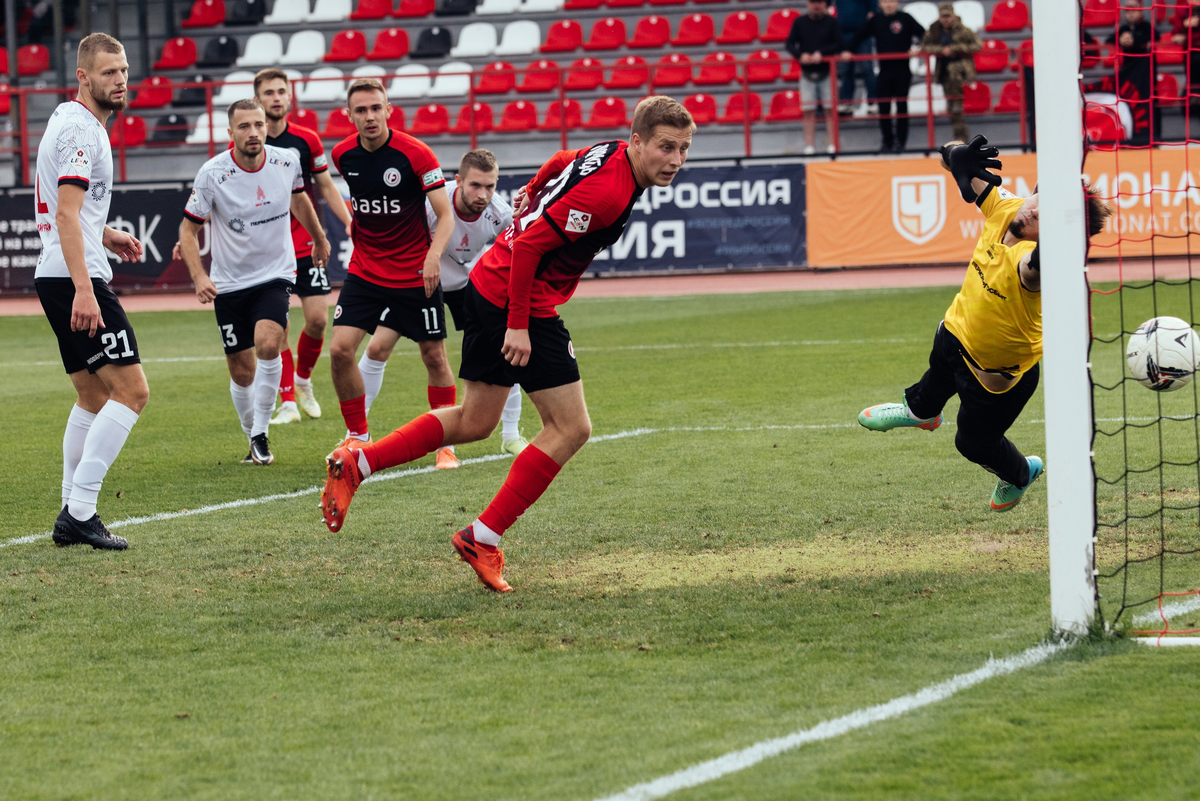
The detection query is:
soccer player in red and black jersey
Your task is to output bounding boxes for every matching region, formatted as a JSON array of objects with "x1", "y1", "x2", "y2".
[
  {"x1": 254, "y1": 69, "x2": 352, "y2": 425},
  {"x1": 327, "y1": 78, "x2": 456, "y2": 451},
  {"x1": 321, "y1": 96, "x2": 695, "y2": 592}
]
